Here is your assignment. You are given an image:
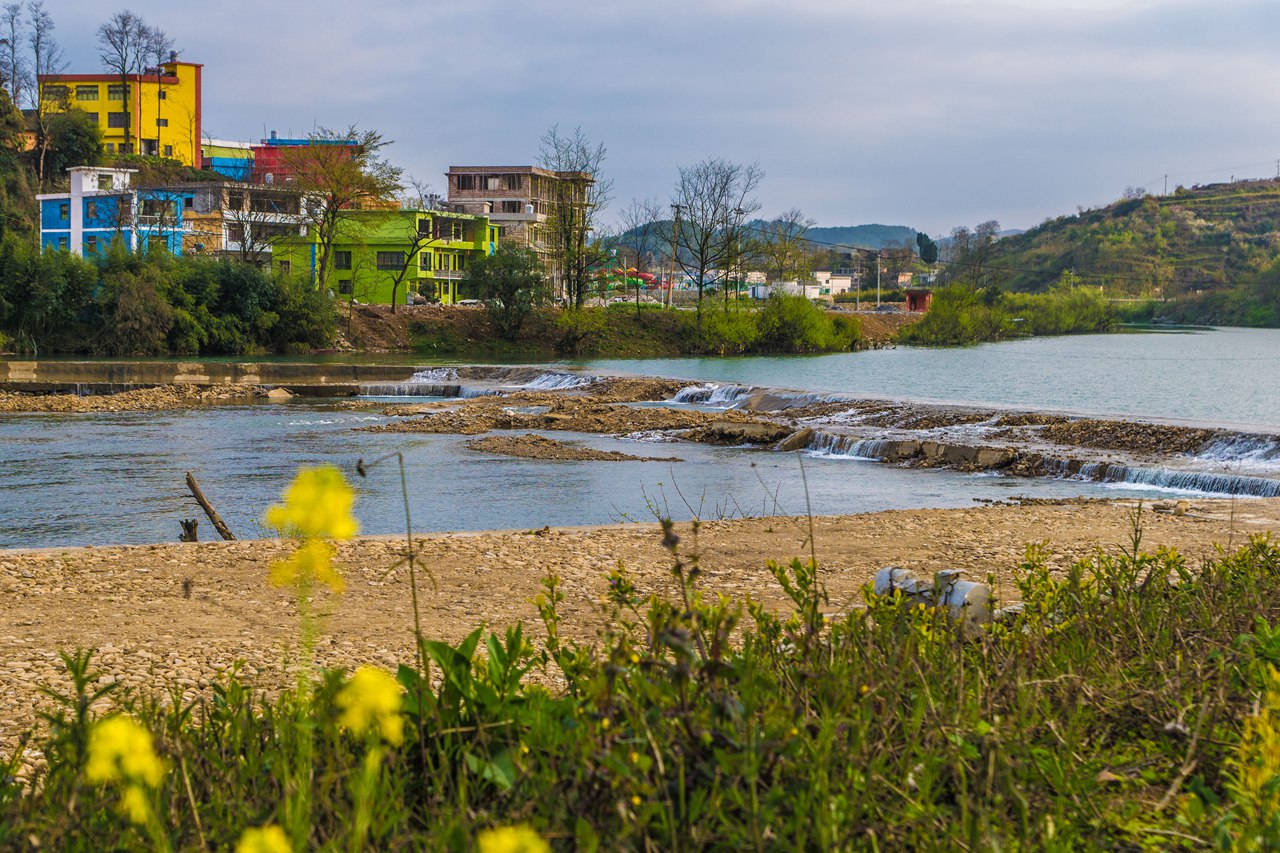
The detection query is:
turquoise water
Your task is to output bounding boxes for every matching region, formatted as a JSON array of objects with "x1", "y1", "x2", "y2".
[{"x1": 578, "y1": 327, "x2": 1280, "y2": 430}]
